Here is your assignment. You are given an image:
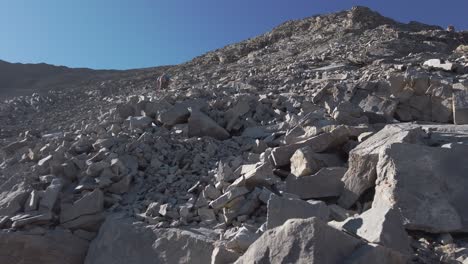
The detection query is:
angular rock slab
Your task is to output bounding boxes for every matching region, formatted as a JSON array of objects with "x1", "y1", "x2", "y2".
[
  {"x1": 85, "y1": 216, "x2": 217, "y2": 264},
  {"x1": 236, "y1": 217, "x2": 362, "y2": 264},
  {"x1": 375, "y1": 143, "x2": 468, "y2": 233},
  {"x1": 266, "y1": 195, "x2": 329, "y2": 229},
  {"x1": 332, "y1": 199, "x2": 412, "y2": 255},
  {"x1": 453, "y1": 83, "x2": 468, "y2": 125},
  {"x1": 338, "y1": 124, "x2": 426, "y2": 208},
  {"x1": 188, "y1": 109, "x2": 230, "y2": 140},
  {"x1": 286, "y1": 167, "x2": 346, "y2": 199},
  {"x1": 0, "y1": 229, "x2": 89, "y2": 264}
]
